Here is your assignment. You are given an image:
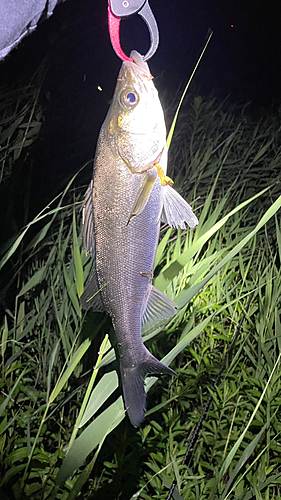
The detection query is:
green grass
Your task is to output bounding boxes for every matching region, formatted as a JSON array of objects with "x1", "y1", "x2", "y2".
[
  {"x1": 0, "y1": 67, "x2": 44, "y2": 187},
  {"x1": 0, "y1": 90, "x2": 281, "y2": 500}
]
